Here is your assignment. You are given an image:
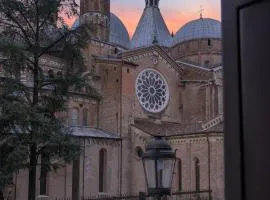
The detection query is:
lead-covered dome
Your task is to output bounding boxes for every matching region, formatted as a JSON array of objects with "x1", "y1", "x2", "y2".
[
  {"x1": 109, "y1": 13, "x2": 130, "y2": 49},
  {"x1": 173, "y1": 18, "x2": 221, "y2": 45},
  {"x1": 72, "y1": 13, "x2": 130, "y2": 49}
]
